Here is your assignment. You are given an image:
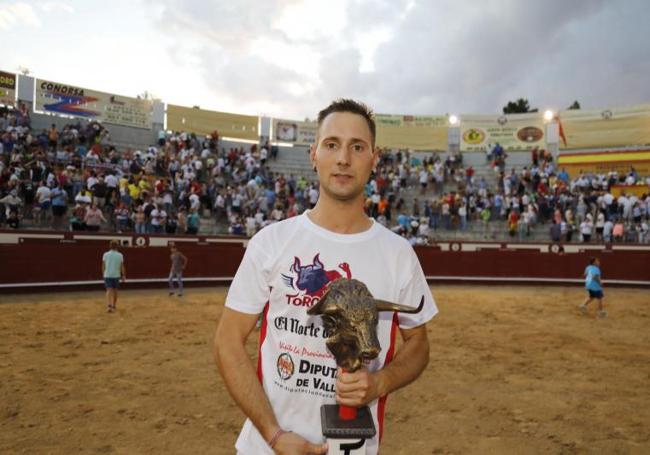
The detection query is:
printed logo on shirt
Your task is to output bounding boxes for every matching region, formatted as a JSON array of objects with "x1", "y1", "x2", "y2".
[
  {"x1": 274, "y1": 352, "x2": 336, "y2": 396},
  {"x1": 280, "y1": 253, "x2": 352, "y2": 307},
  {"x1": 277, "y1": 353, "x2": 294, "y2": 380}
]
